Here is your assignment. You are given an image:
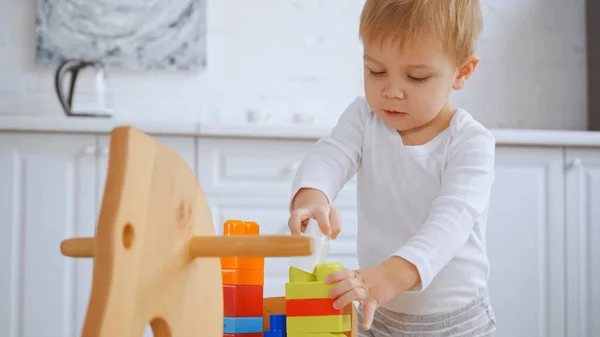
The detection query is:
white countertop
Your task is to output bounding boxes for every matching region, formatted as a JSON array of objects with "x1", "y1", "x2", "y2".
[{"x1": 1, "y1": 115, "x2": 600, "y2": 147}]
